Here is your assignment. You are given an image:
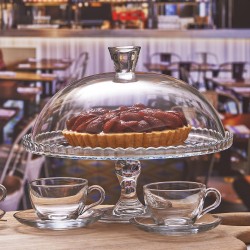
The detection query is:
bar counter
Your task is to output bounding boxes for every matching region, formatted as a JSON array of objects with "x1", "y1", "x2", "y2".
[
  {"x1": 1, "y1": 29, "x2": 250, "y2": 39},
  {"x1": 0, "y1": 206, "x2": 250, "y2": 250},
  {"x1": 1, "y1": 29, "x2": 250, "y2": 76}
]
